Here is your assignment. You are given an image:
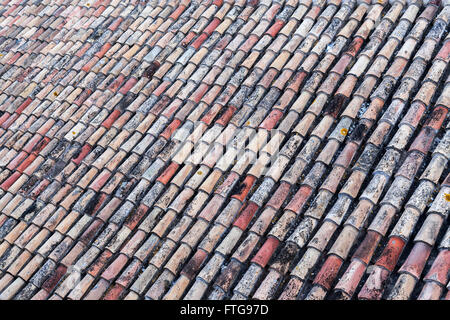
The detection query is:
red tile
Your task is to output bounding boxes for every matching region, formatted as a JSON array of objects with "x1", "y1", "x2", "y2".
[
  {"x1": 264, "y1": 4, "x2": 281, "y2": 21},
  {"x1": 259, "y1": 109, "x2": 284, "y2": 130},
  {"x1": 331, "y1": 54, "x2": 352, "y2": 75},
  {"x1": 260, "y1": 69, "x2": 278, "y2": 88},
  {"x1": 17, "y1": 67, "x2": 32, "y2": 82},
  {"x1": 399, "y1": 241, "x2": 432, "y2": 278},
  {"x1": 119, "y1": 77, "x2": 138, "y2": 95},
  {"x1": 419, "y1": 4, "x2": 438, "y2": 20},
  {"x1": 375, "y1": 236, "x2": 406, "y2": 272},
  {"x1": 90, "y1": 170, "x2": 112, "y2": 192},
  {"x1": 199, "y1": 194, "x2": 226, "y2": 221},
  {"x1": 76, "y1": 42, "x2": 91, "y2": 57},
  {"x1": 160, "y1": 119, "x2": 182, "y2": 140},
  {"x1": 72, "y1": 144, "x2": 92, "y2": 165},
  {"x1": 402, "y1": 102, "x2": 426, "y2": 128},
  {"x1": 353, "y1": 231, "x2": 382, "y2": 265},
  {"x1": 436, "y1": 40, "x2": 450, "y2": 61},
  {"x1": 233, "y1": 201, "x2": 260, "y2": 231},
  {"x1": 97, "y1": 198, "x2": 122, "y2": 222},
  {"x1": 266, "y1": 182, "x2": 290, "y2": 209},
  {"x1": 346, "y1": 37, "x2": 364, "y2": 57},
  {"x1": 216, "y1": 105, "x2": 236, "y2": 126},
  {"x1": 7, "y1": 52, "x2": 21, "y2": 64},
  {"x1": 408, "y1": 127, "x2": 436, "y2": 154},
  {"x1": 102, "y1": 253, "x2": 129, "y2": 281},
  {"x1": 42, "y1": 264, "x2": 67, "y2": 293},
  {"x1": 285, "y1": 186, "x2": 313, "y2": 214},
  {"x1": 251, "y1": 236, "x2": 280, "y2": 267},
  {"x1": 88, "y1": 250, "x2": 114, "y2": 277},
  {"x1": 156, "y1": 162, "x2": 179, "y2": 185},
  {"x1": 335, "y1": 142, "x2": 358, "y2": 168},
  {"x1": 231, "y1": 175, "x2": 256, "y2": 202},
  {"x1": 153, "y1": 81, "x2": 171, "y2": 97},
  {"x1": 424, "y1": 250, "x2": 450, "y2": 285},
  {"x1": 3, "y1": 4, "x2": 18, "y2": 17},
  {"x1": 102, "y1": 283, "x2": 125, "y2": 300},
  {"x1": 108, "y1": 74, "x2": 125, "y2": 92},
  {"x1": 16, "y1": 97, "x2": 32, "y2": 114},
  {"x1": 124, "y1": 204, "x2": 149, "y2": 230},
  {"x1": 116, "y1": 259, "x2": 142, "y2": 288},
  {"x1": 1, "y1": 113, "x2": 18, "y2": 129},
  {"x1": 200, "y1": 104, "x2": 222, "y2": 125},
  {"x1": 42, "y1": 69, "x2": 58, "y2": 84},
  {"x1": 82, "y1": 57, "x2": 99, "y2": 72},
  {"x1": 101, "y1": 109, "x2": 121, "y2": 129},
  {"x1": 36, "y1": 120, "x2": 55, "y2": 136},
  {"x1": 169, "y1": 5, "x2": 186, "y2": 20},
  {"x1": 31, "y1": 28, "x2": 45, "y2": 40},
  {"x1": 0, "y1": 113, "x2": 10, "y2": 126},
  {"x1": 74, "y1": 89, "x2": 93, "y2": 106},
  {"x1": 266, "y1": 20, "x2": 284, "y2": 37},
  {"x1": 31, "y1": 137, "x2": 51, "y2": 155},
  {"x1": 313, "y1": 254, "x2": 344, "y2": 290},
  {"x1": 0, "y1": 171, "x2": 21, "y2": 190},
  {"x1": 181, "y1": 31, "x2": 196, "y2": 47},
  {"x1": 150, "y1": 96, "x2": 170, "y2": 114},
  {"x1": 30, "y1": 179, "x2": 50, "y2": 199},
  {"x1": 23, "y1": 135, "x2": 42, "y2": 153},
  {"x1": 203, "y1": 18, "x2": 221, "y2": 36},
  {"x1": 95, "y1": 42, "x2": 112, "y2": 58},
  {"x1": 108, "y1": 17, "x2": 124, "y2": 31},
  {"x1": 181, "y1": 249, "x2": 208, "y2": 280},
  {"x1": 79, "y1": 218, "x2": 104, "y2": 245},
  {"x1": 191, "y1": 33, "x2": 208, "y2": 50},
  {"x1": 335, "y1": 259, "x2": 367, "y2": 296},
  {"x1": 93, "y1": 5, "x2": 106, "y2": 17},
  {"x1": 239, "y1": 34, "x2": 259, "y2": 53},
  {"x1": 424, "y1": 106, "x2": 448, "y2": 131},
  {"x1": 17, "y1": 154, "x2": 37, "y2": 173},
  {"x1": 162, "y1": 99, "x2": 183, "y2": 119},
  {"x1": 191, "y1": 83, "x2": 209, "y2": 103},
  {"x1": 7, "y1": 151, "x2": 28, "y2": 170},
  {"x1": 357, "y1": 266, "x2": 390, "y2": 300}
]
